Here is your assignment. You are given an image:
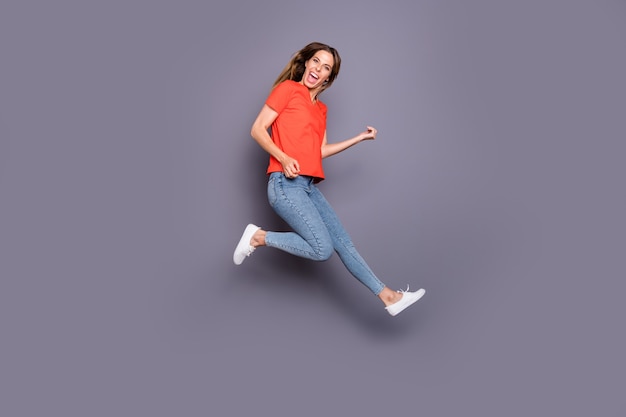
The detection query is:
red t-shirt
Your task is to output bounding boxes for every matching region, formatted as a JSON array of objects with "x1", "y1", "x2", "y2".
[{"x1": 265, "y1": 80, "x2": 327, "y2": 181}]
